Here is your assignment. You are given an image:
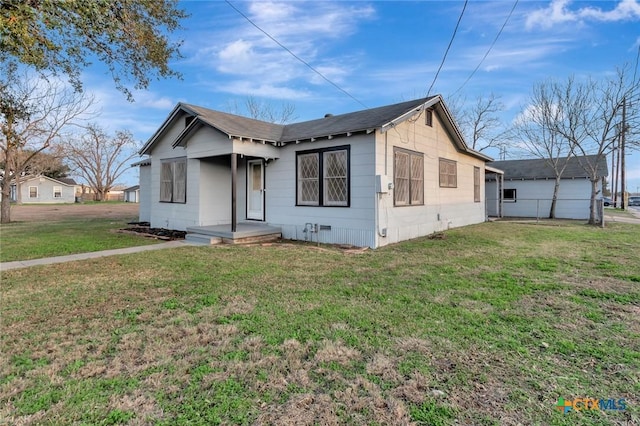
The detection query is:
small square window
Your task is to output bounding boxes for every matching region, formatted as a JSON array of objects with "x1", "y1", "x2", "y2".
[
  {"x1": 503, "y1": 188, "x2": 517, "y2": 202},
  {"x1": 29, "y1": 186, "x2": 38, "y2": 198},
  {"x1": 53, "y1": 186, "x2": 62, "y2": 198}
]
